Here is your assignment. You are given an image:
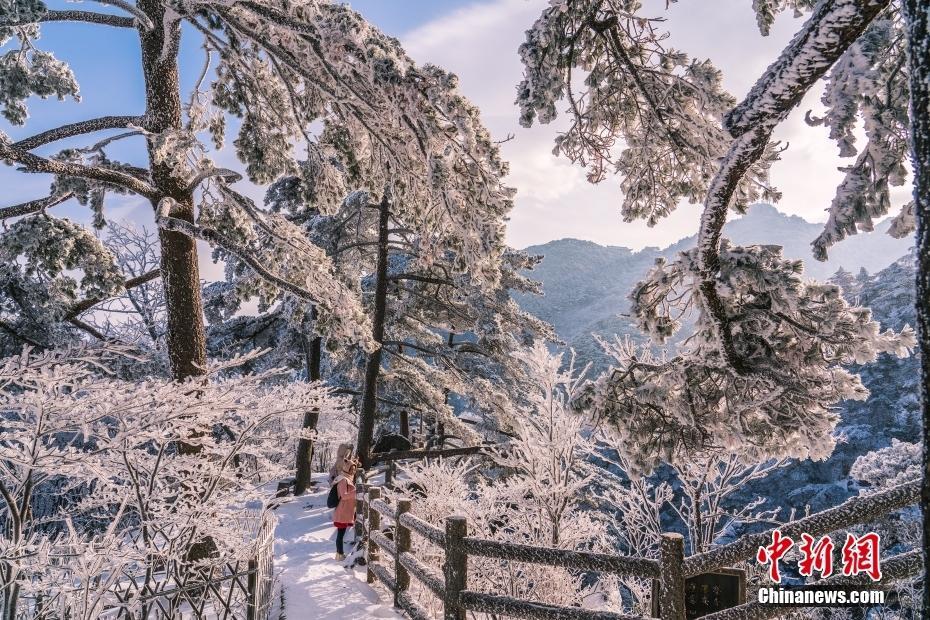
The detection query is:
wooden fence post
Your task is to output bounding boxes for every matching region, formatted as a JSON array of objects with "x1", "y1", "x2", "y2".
[
  {"x1": 353, "y1": 477, "x2": 366, "y2": 544},
  {"x1": 658, "y1": 533, "x2": 686, "y2": 620},
  {"x1": 366, "y1": 487, "x2": 381, "y2": 584},
  {"x1": 394, "y1": 498, "x2": 412, "y2": 608},
  {"x1": 443, "y1": 515, "x2": 467, "y2": 620},
  {"x1": 246, "y1": 558, "x2": 258, "y2": 620}
]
